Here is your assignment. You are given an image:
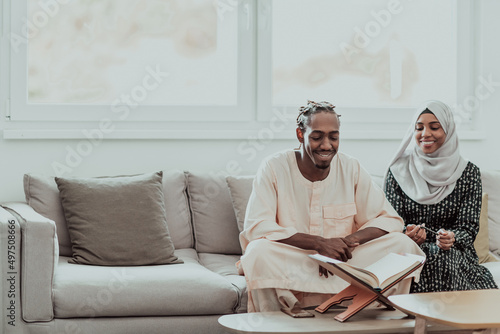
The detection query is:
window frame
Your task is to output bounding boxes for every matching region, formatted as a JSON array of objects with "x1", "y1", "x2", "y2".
[
  {"x1": 0, "y1": 0, "x2": 483, "y2": 140},
  {"x1": 8, "y1": 0, "x2": 256, "y2": 122}
]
